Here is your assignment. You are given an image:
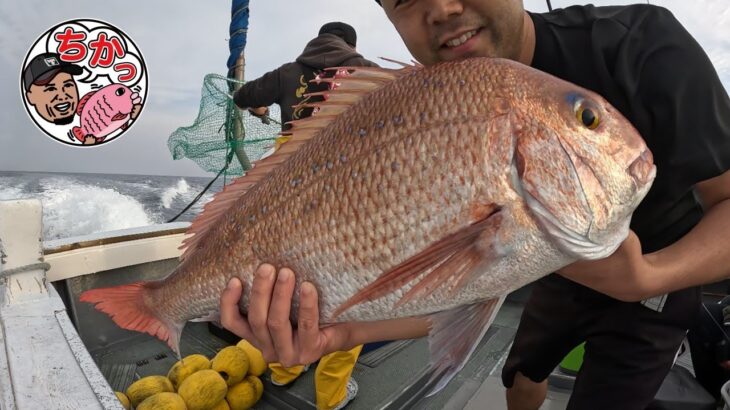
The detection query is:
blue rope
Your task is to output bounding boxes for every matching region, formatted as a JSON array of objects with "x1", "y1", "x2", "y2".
[{"x1": 227, "y1": 0, "x2": 250, "y2": 75}]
